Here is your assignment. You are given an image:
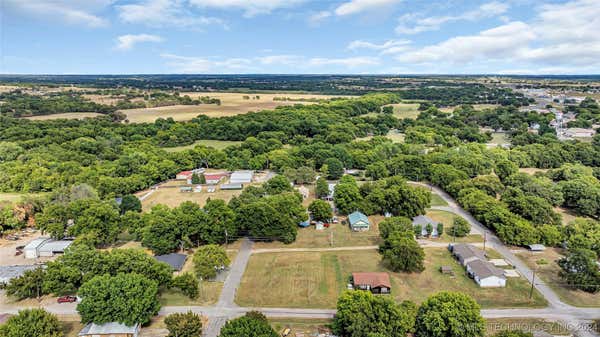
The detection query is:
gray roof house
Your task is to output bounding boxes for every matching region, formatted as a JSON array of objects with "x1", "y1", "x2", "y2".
[
  {"x1": 412, "y1": 215, "x2": 440, "y2": 237},
  {"x1": 348, "y1": 211, "x2": 370, "y2": 231},
  {"x1": 154, "y1": 253, "x2": 188, "y2": 271},
  {"x1": 466, "y1": 259, "x2": 506, "y2": 288},
  {"x1": 451, "y1": 243, "x2": 486, "y2": 266},
  {"x1": 0, "y1": 265, "x2": 42, "y2": 285},
  {"x1": 230, "y1": 170, "x2": 253, "y2": 184},
  {"x1": 79, "y1": 322, "x2": 140, "y2": 337}
]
